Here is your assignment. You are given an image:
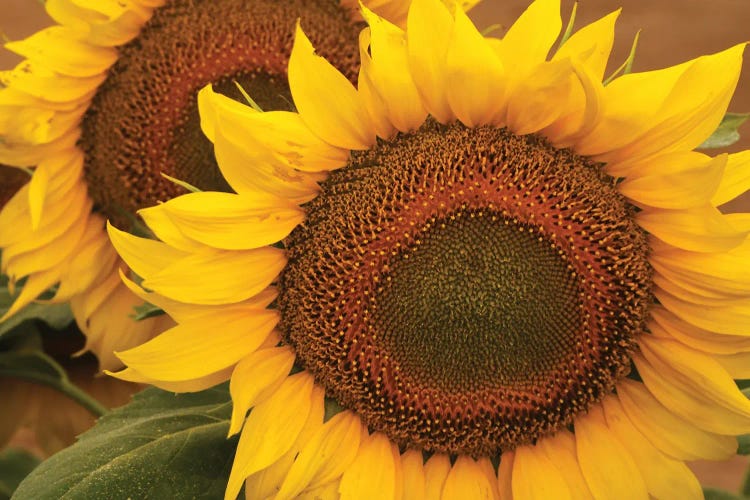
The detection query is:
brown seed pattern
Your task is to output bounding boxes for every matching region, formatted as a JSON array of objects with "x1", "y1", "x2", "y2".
[
  {"x1": 80, "y1": 0, "x2": 362, "y2": 227},
  {"x1": 279, "y1": 121, "x2": 653, "y2": 456}
]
